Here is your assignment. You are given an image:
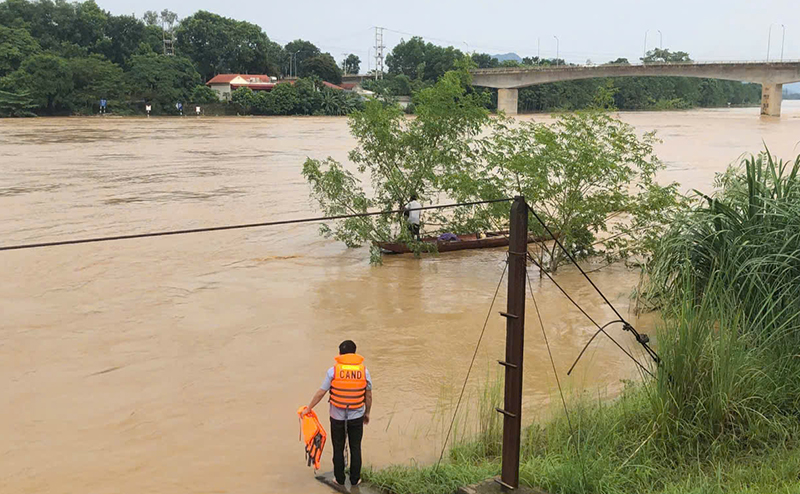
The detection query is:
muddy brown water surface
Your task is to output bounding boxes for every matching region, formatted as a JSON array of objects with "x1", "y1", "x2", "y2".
[{"x1": 2, "y1": 103, "x2": 800, "y2": 494}]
